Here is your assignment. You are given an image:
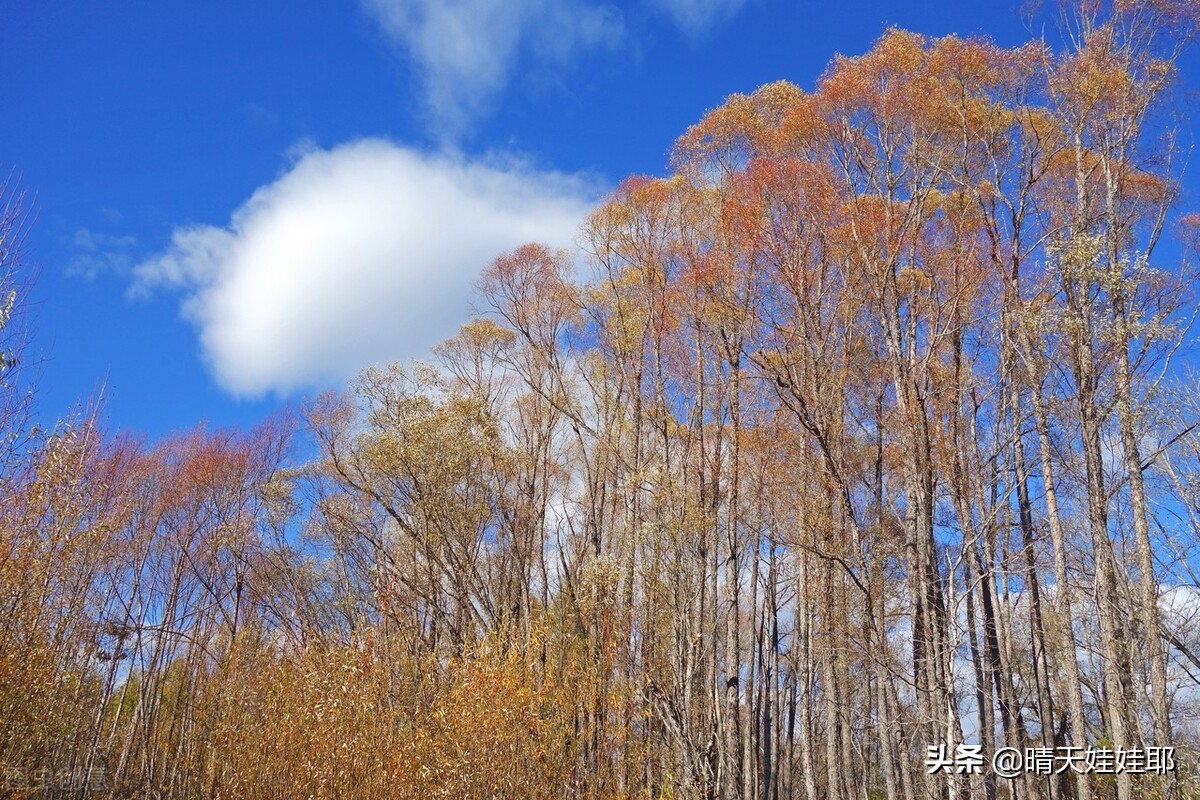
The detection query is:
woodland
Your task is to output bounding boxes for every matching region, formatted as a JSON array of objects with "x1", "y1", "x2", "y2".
[{"x1": 4, "y1": 1, "x2": 1200, "y2": 798}]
